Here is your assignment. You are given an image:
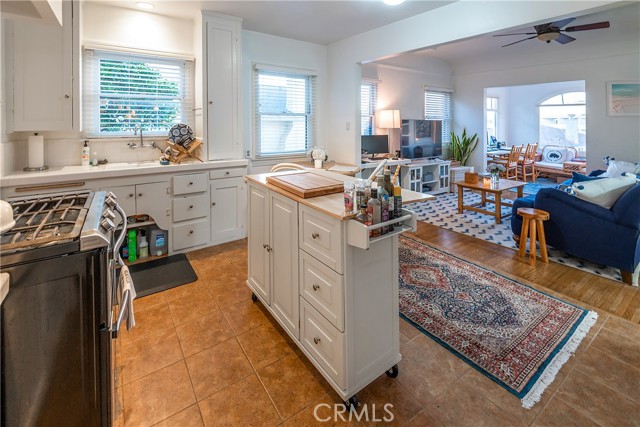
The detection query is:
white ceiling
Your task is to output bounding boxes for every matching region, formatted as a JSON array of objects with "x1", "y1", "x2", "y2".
[
  {"x1": 406, "y1": 2, "x2": 640, "y2": 67},
  {"x1": 91, "y1": 0, "x2": 454, "y2": 45}
]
